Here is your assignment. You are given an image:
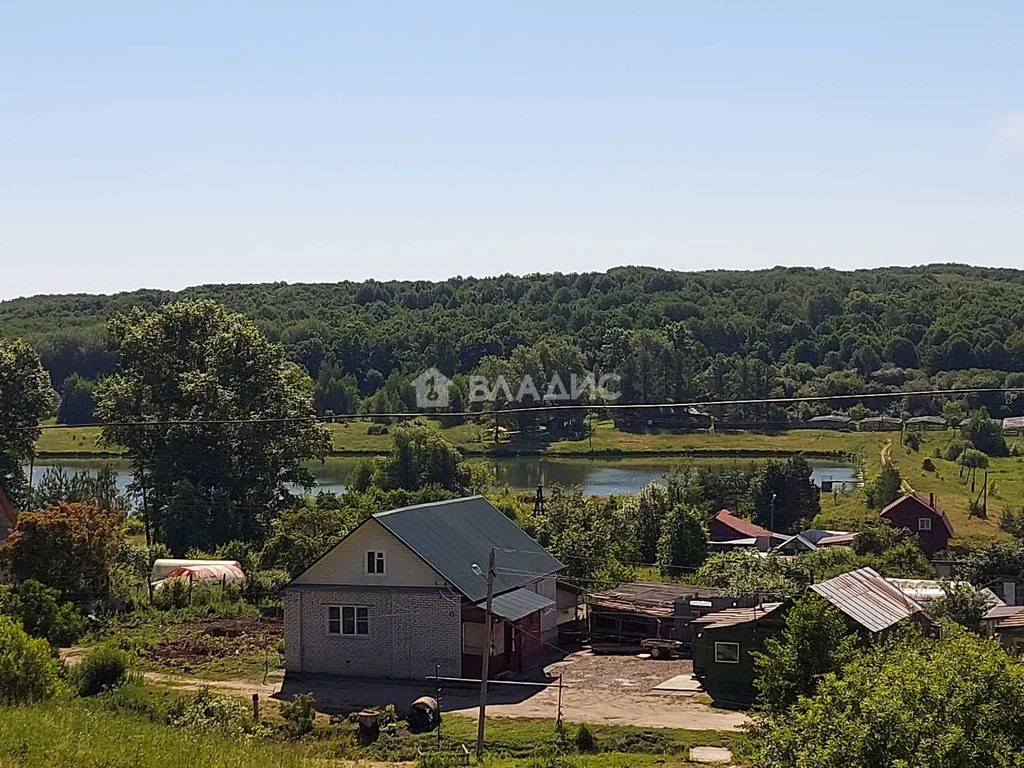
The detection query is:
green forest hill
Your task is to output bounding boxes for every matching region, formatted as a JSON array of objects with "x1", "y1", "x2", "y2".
[{"x1": 4, "y1": 264, "x2": 1024, "y2": 424}]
